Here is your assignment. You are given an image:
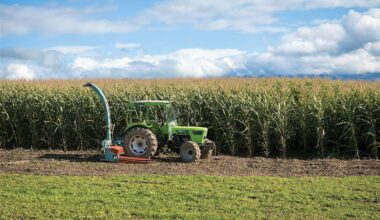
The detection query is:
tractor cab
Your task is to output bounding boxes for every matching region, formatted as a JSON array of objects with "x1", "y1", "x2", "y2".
[
  {"x1": 127, "y1": 100, "x2": 176, "y2": 141},
  {"x1": 132, "y1": 100, "x2": 176, "y2": 125}
]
